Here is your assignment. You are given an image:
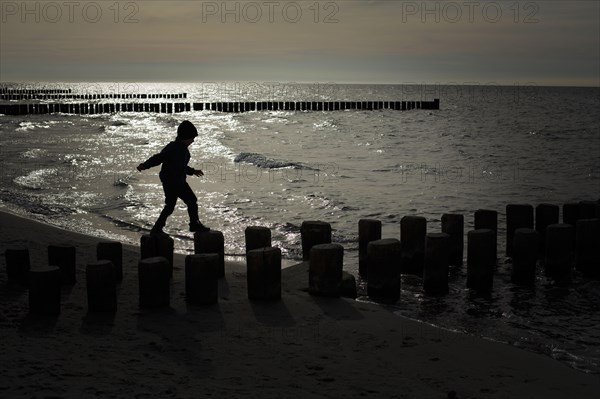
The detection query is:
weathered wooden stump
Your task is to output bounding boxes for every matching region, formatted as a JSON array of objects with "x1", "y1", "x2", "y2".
[
  {"x1": 29, "y1": 267, "x2": 61, "y2": 315},
  {"x1": 545, "y1": 224, "x2": 574, "y2": 283},
  {"x1": 48, "y1": 245, "x2": 76, "y2": 285},
  {"x1": 562, "y1": 203, "x2": 579, "y2": 226},
  {"x1": 247, "y1": 247, "x2": 282, "y2": 300},
  {"x1": 138, "y1": 257, "x2": 170, "y2": 308},
  {"x1": 400, "y1": 216, "x2": 426, "y2": 275},
  {"x1": 97, "y1": 241, "x2": 123, "y2": 281},
  {"x1": 245, "y1": 226, "x2": 271, "y2": 254},
  {"x1": 535, "y1": 204, "x2": 559, "y2": 260},
  {"x1": 309, "y1": 244, "x2": 343, "y2": 297},
  {"x1": 185, "y1": 254, "x2": 219, "y2": 305},
  {"x1": 575, "y1": 219, "x2": 600, "y2": 279},
  {"x1": 341, "y1": 271, "x2": 357, "y2": 299},
  {"x1": 579, "y1": 201, "x2": 597, "y2": 219},
  {"x1": 423, "y1": 233, "x2": 450, "y2": 295},
  {"x1": 467, "y1": 229, "x2": 495, "y2": 292},
  {"x1": 475, "y1": 209, "x2": 498, "y2": 262},
  {"x1": 367, "y1": 238, "x2": 401, "y2": 303},
  {"x1": 194, "y1": 230, "x2": 225, "y2": 278},
  {"x1": 5, "y1": 247, "x2": 30, "y2": 285},
  {"x1": 441, "y1": 214, "x2": 464, "y2": 266},
  {"x1": 140, "y1": 234, "x2": 174, "y2": 277},
  {"x1": 301, "y1": 221, "x2": 332, "y2": 261},
  {"x1": 506, "y1": 204, "x2": 534, "y2": 258},
  {"x1": 511, "y1": 228, "x2": 539, "y2": 286},
  {"x1": 358, "y1": 219, "x2": 382, "y2": 277},
  {"x1": 86, "y1": 260, "x2": 117, "y2": 312}
]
